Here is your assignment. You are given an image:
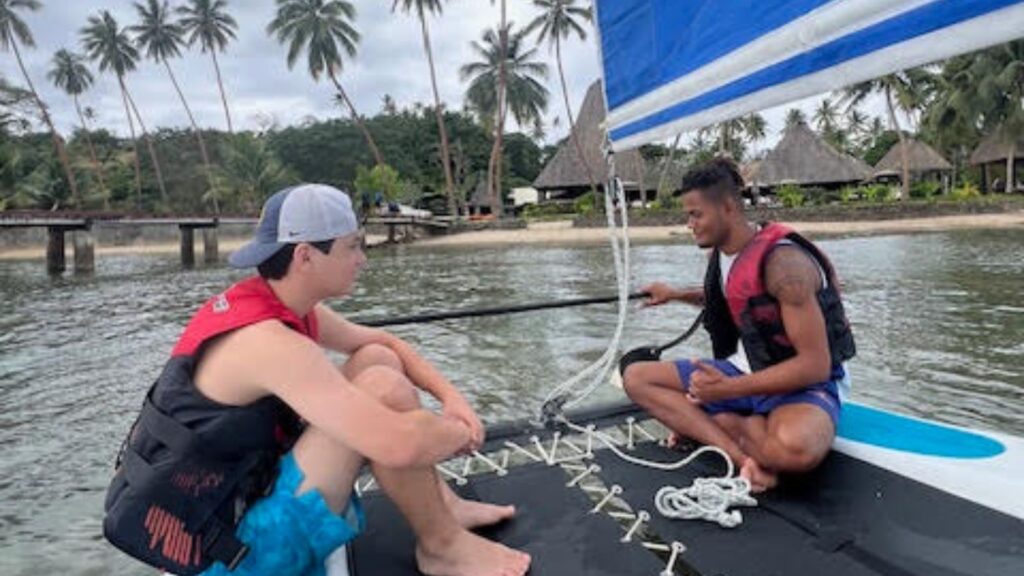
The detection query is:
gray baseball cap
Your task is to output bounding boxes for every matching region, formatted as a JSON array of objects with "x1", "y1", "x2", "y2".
[{"x1": 228, "y1": 183, "x2": 359, "y2": 268}]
